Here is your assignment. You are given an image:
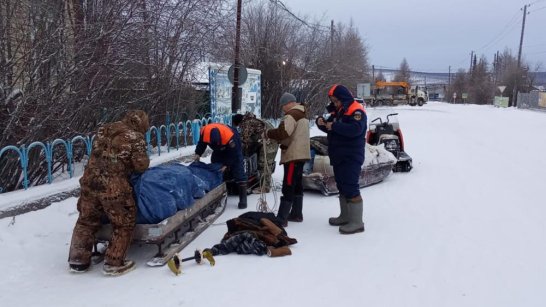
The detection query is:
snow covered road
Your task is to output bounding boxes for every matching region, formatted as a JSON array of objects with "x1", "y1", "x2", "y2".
[{"x1": 1, "y1": 102, "x2": 545, "y2": 307}]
